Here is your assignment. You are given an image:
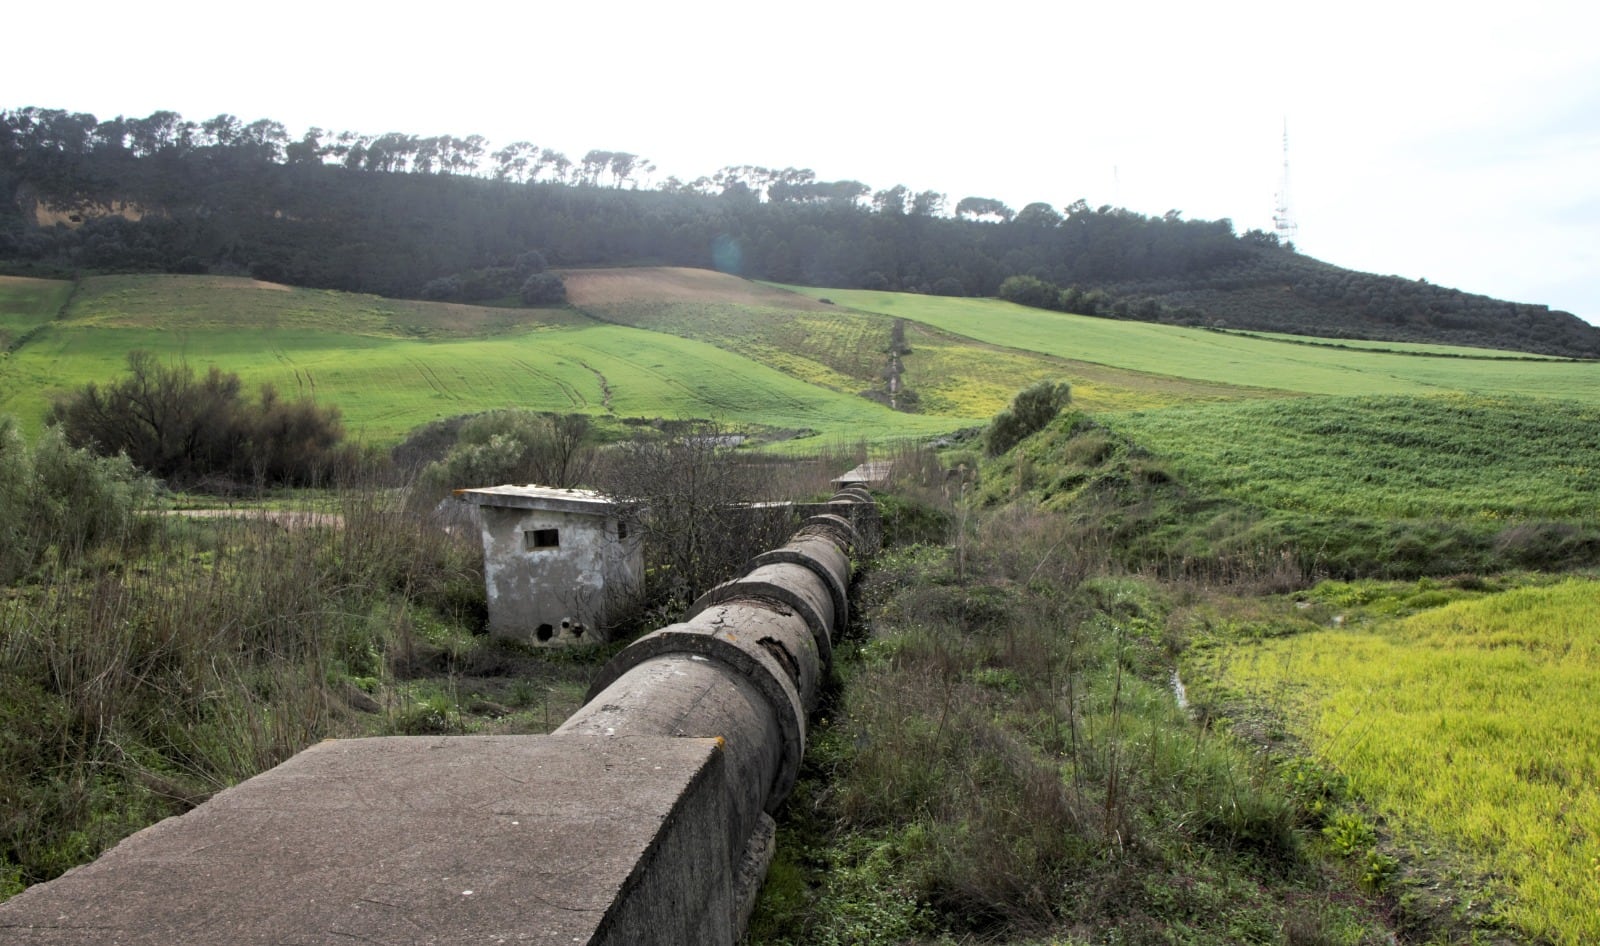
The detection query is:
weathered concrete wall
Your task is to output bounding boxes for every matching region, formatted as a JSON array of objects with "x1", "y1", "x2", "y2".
[
  {"x1": 457, "y1": 486, "x2": 644, "y2": 645},
  {"x1": 0, "y1": 735, "x2": 737, "y2": 946},
  {"x1": 0, "y1": 491, "x2": 874, "y2": 946}
]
